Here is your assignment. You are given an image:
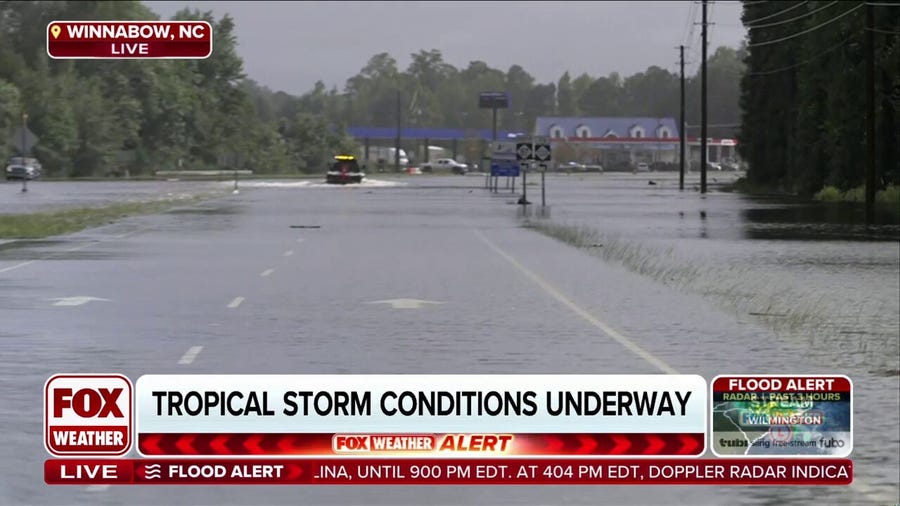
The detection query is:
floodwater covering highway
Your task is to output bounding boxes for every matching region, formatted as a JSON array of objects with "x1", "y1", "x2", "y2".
[{"x1": 0, "y1": 173, "x2": 897, "y2": 505}]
